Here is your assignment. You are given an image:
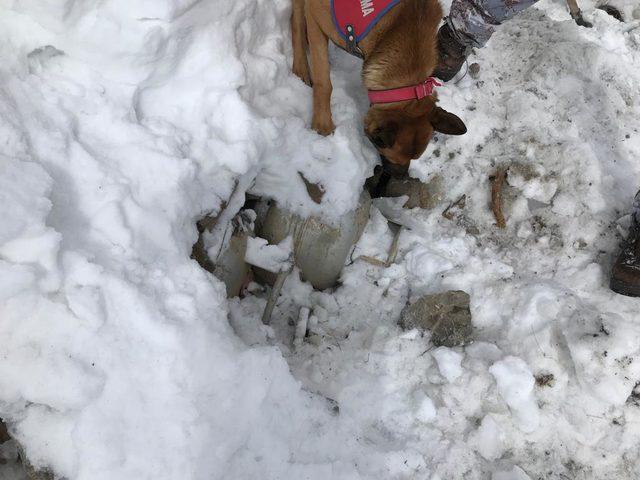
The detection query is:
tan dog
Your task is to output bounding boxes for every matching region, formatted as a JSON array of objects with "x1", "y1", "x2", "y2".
[{"x1": 292, "y1": 0, "x2": 467, "y2": 174}]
